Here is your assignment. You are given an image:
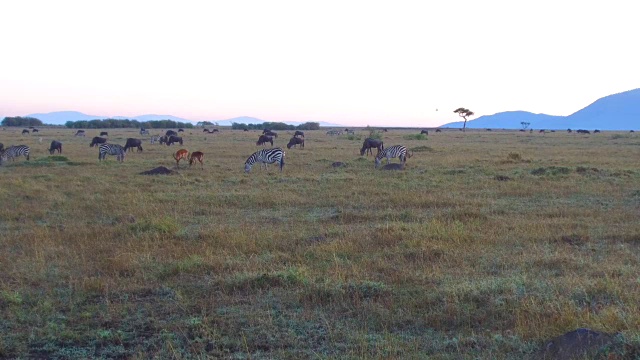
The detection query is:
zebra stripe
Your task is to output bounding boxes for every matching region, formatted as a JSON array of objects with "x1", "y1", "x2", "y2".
[
  {"x1": 375, "y1": 145, "x2": 408, "y2": 168},
  {"x1": 150, "y1": 135, "x2": 161, "y2": 144},
  {"x1": 0, "y1": 145, "x2": 30, "y2": 164},
  {"x1": 140, "y1": 129, "x2": 150, "y2": 135},
  {"x1": 98, "y1": 144, "x2": 126, "y2": 162},
  {"x1": 244, "y1": 148, "x2": 285, "y2": 173}
]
